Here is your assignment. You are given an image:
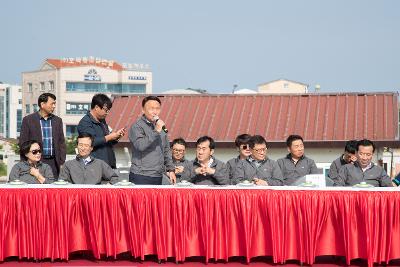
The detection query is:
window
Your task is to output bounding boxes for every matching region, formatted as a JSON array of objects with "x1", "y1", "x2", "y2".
[
  {"x1": 18, "y1": 99, "x2": 22, "y2": 104},
  {"x1": 0, "y1": 96, "x2": 4, "y2": 134},
  {"x1": 25, "y1": 104, "x2": 30, "y2": 114},
  {"x1": 66, "y1": 82, "x2": 146, "y2": 93},
  {"x1": 33, "y1": 104, "x2": 39, "y2": 112},
  {"x1": 49, "y1": 81, "x2": 54, "y2": 91},
  {"x1": 283, "y1": 83, "x2": 289, "y2": 89},
  {"x1": 17, "y1": 109, "x2": 22, "y2": 132},
  {"x1": 28, "y1": 83, "x2": 32, "y2": 92},
  {"x1": 18, "y1": 88, "x2": 22, "y2": 92},
  {"x1": 40, "y1": 82, "x2": 45, "y2": 91},
  {"x1": 66, "y1": 125, "x2": 78, "y2": 137}
]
